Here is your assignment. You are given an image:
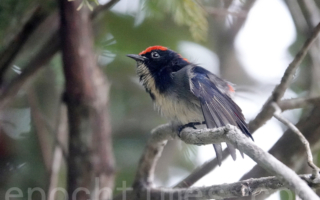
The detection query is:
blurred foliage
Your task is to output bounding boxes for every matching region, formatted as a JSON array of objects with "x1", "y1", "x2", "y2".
[
  {"x1": 75, "y1": 0, "x2": 100, "y2": 11},
  {"x1": 0, "y1": 0, "x2": 320, "y2": 199},
  {"x1": 280, "y1": 190, "x2": 296, "y2": 200},
  {"x1": 0, "y1": 0, "x2": 55, "y2": 51},
  {"x1": 143, "y1": 0, "x2": 208, "y2": 41}
]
